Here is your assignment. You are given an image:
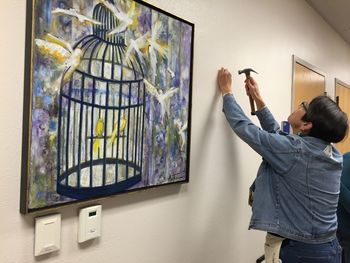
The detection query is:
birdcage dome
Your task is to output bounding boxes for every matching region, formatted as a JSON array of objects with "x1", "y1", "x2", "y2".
[
  {"x1": 58, "y1": 0, "x2": 146, "y2": 111},
  {"x1": 60, "y1": 1, "x2": 144, "y2": 97},
  {"x1": 73, "y1": 36, "x2": 143, "y2": 80}
]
